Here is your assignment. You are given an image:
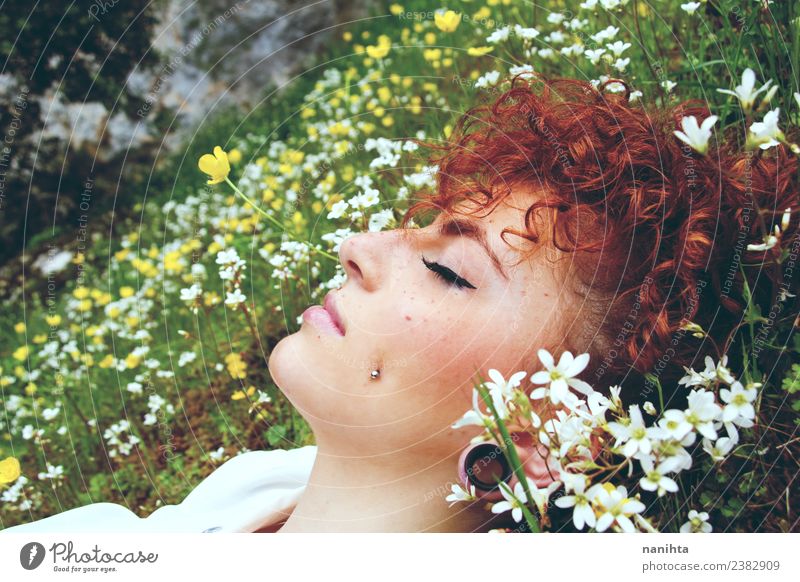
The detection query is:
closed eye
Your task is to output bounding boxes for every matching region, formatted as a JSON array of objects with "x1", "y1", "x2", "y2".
[{"x1": 421, "y1": 255, "x2": 477, "y2": 290}]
